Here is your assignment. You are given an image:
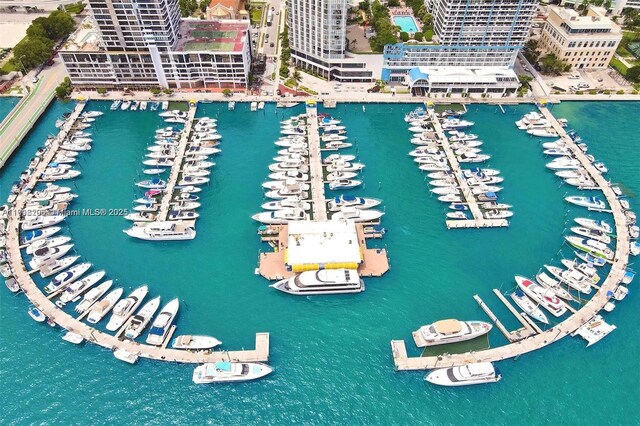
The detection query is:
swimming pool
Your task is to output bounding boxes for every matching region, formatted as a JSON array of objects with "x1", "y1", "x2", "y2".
[{"x1": 392, "y1": 15, "x2": 419, "y2": 33}]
